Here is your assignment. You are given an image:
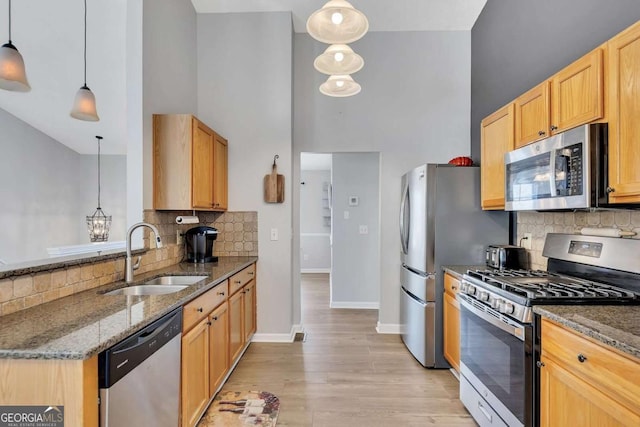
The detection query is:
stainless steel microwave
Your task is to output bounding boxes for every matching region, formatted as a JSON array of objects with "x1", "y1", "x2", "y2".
[{"x1": 504, "y1": 123, "x2": 609, "y2": 211}]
